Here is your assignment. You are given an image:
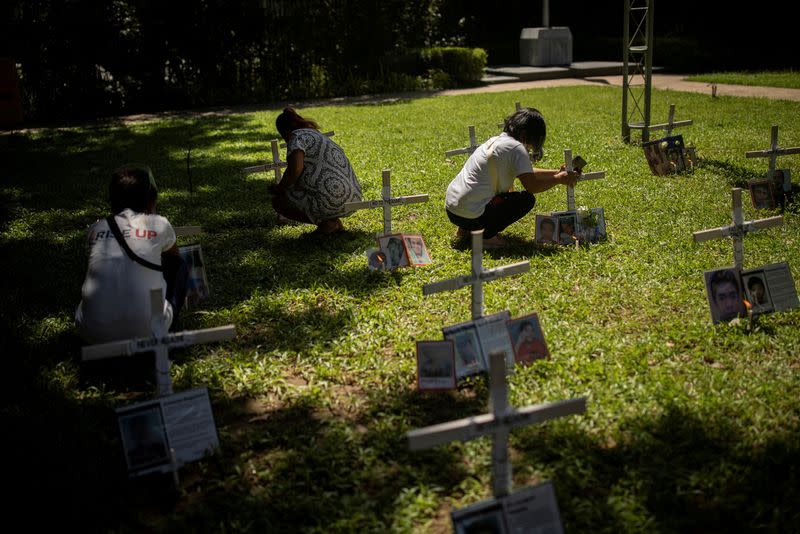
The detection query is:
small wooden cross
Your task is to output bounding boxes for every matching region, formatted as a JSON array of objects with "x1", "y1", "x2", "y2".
[
  {"x1": 82, "y1": 289, "x2": 236, "y2": 397},
  {"x1": 423, "y1": 231, "x2": 529, "y2": 320},
  {"x1": 243, "y1": 139, "x2": 285, "y2": 181},
  {"x1": 562, "y1": 149, "x2": 606, "y2": 211},
  {"x1": 244, "y1": 131, "x2": 337, "y2": 181},
  {"x1": 496, "y1": 102, "x2": 524, "y2": 130},
  {"x1": 629, "y1": 104, "x2": 693, "y2": 138},
  {"x1": 344, "y1": 170, "x2": 429, "y2": 236},
  {"x1": 745, "y1": 125, "x2": 800, "y2": 177},
  {"x1": 692, "y1": 187, "x2": 784, "y2": 270},
  {"x1": 445, "y1": 125, "x2": 480, "y2": 157},
  {"x1": 407, "y1": 351, "x2": 587, "y2": 498}
]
